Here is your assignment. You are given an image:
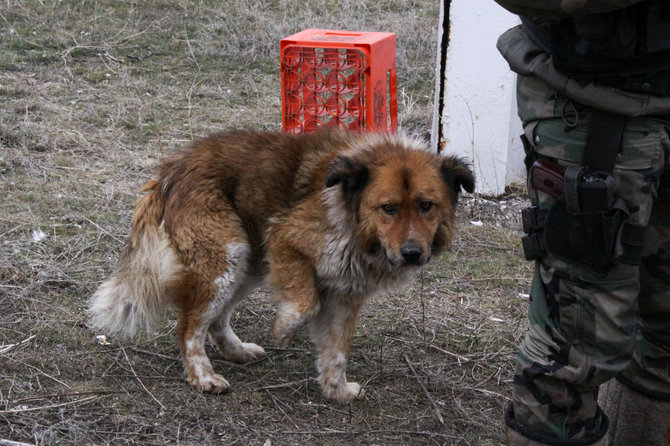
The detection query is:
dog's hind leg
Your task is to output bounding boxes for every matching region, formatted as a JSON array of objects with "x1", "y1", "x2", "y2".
[
  {"x1": 171, "y1": 200, "x2": 263, "y2": 393},
  {"x1": 310, "y1": 293, "x2": 366, "y2": 402},
  {"x1": 176, "y1": 241, "x2": 264, "y2": 393},
  {"x1": 207, "y1": 272, "x2": 265, "y2": 364},
  {"x1": 177, "y1": 278, "x2": 232, "y2": 394}
]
